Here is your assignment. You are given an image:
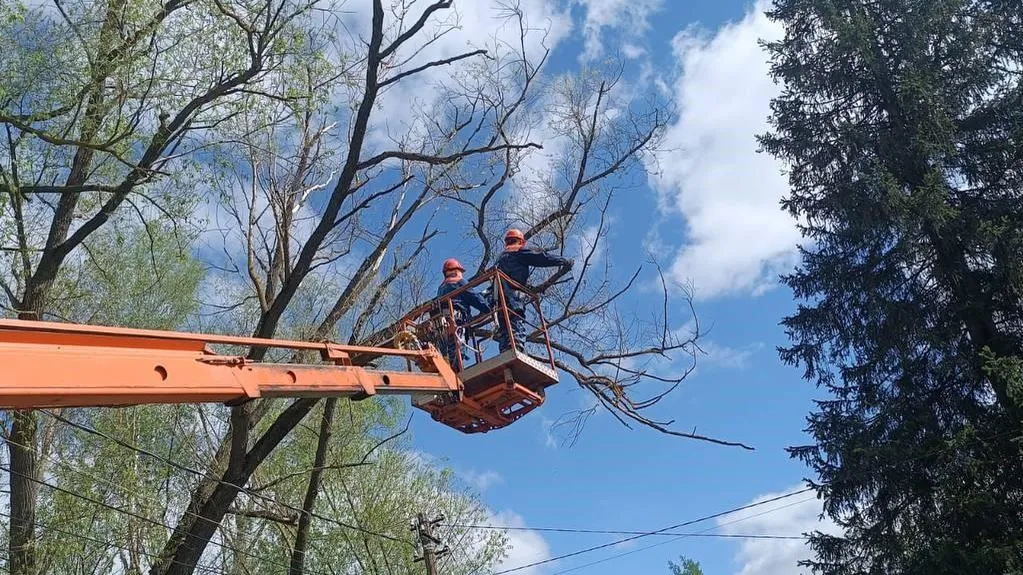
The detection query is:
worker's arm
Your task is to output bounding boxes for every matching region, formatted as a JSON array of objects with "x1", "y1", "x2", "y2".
[
  {"x1": 519, "y1": 248, "x2": 574, "y2": 269},
  {"x1": 463, "y1": 289, "x2": 492, "y2": 314},
  {"x1": 437, "y1": 279, "x2": 490, "y2": 314}
]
